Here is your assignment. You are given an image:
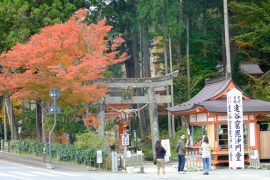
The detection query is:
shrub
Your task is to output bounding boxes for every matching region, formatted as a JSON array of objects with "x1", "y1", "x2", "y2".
[{"x1": 10, "y1": 140, "x2": 97, "y2": 166}]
